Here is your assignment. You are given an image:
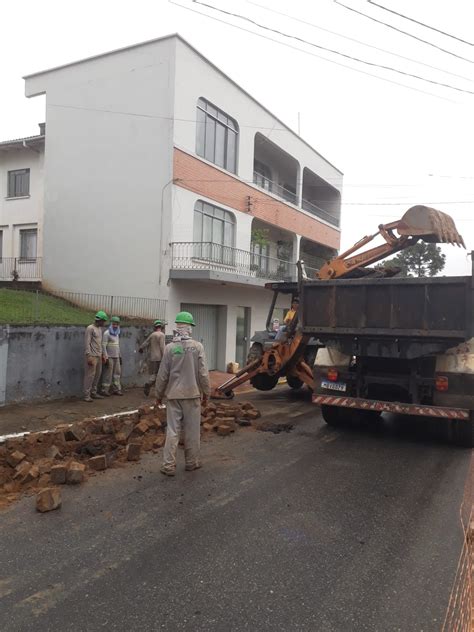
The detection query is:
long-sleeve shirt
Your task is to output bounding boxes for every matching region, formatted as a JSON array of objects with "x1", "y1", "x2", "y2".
[
  {"x1": 139, "y1": 331, "x2": 165, "y2": 361},
  {"x1": 102, "y1": 330, "x2": 121, "y2": 359},
  {"x1": 155, "y1": 339, "x2": 210, "y2": 400},
  {"x1": 84, "y1": 324, "x2": 103, "y2": 357}
]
